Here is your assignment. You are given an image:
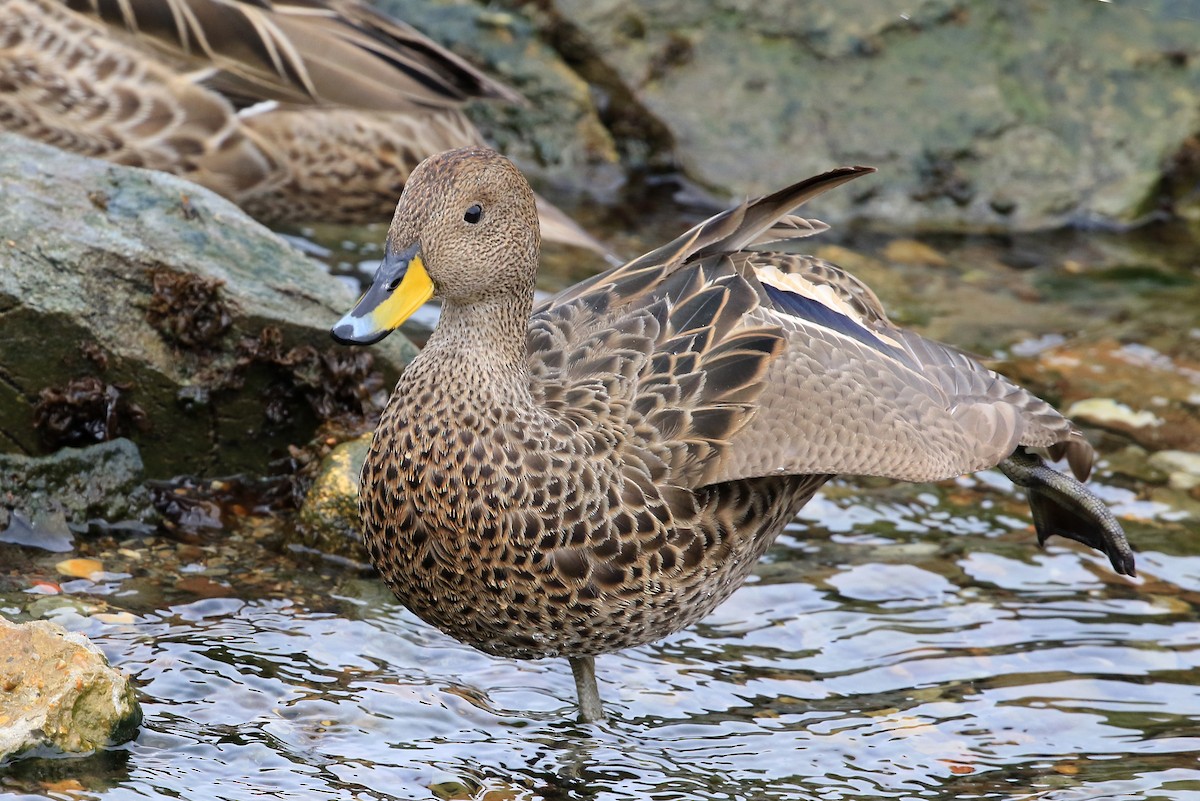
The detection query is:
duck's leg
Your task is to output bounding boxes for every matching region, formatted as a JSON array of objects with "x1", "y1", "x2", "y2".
[
  {"x1": 569, "y1": 656, "x2": 605, "y2": 722},
  {"x1": 999, "y1": 449, "x2": 1136, "y2": 576}
]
